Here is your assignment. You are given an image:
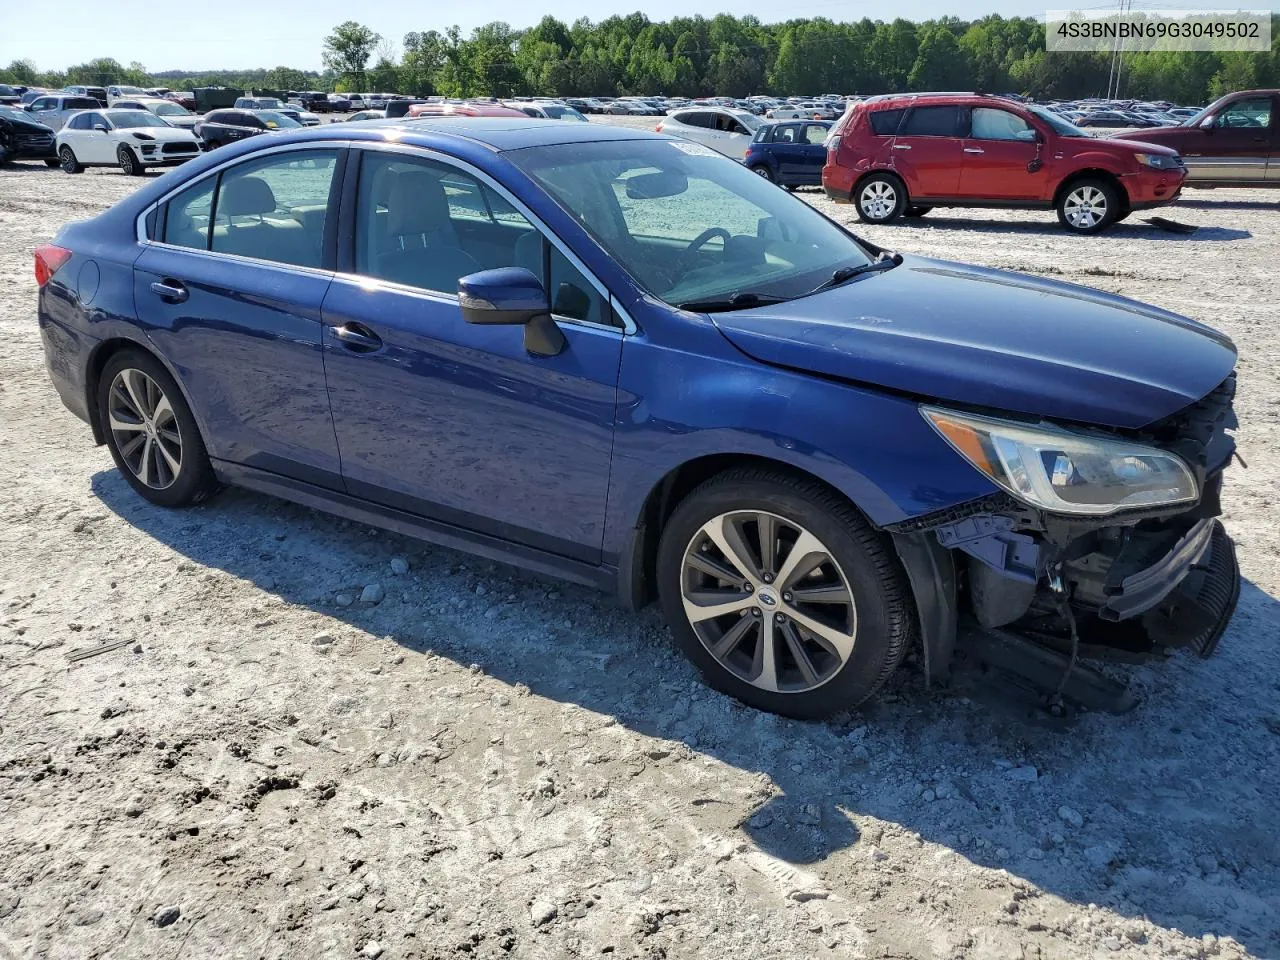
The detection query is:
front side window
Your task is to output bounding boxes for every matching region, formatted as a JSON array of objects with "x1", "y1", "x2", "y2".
[
  {"x1": 1216, "y1": 98, "x2": 1272, "y2": 129},
  {"x1": 32, "y1": 98, "x2": 54, "y2": 111},
  {"x1": 900, "y1": 106, "x2": 966, "y2": 137},
  {"x1": 509, "y1": 138, "x2": 873, "y2": 308},
  {"x1": 210, "y1": 150, "x2": 338, "y2": 268},
  {"x1": 971, "y1": 107, "x2": 1036, "y2": 142}
]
